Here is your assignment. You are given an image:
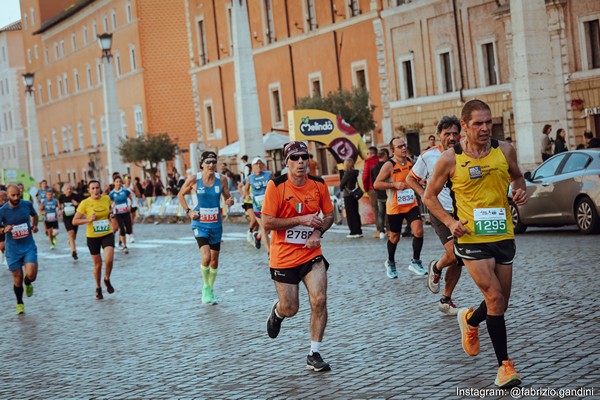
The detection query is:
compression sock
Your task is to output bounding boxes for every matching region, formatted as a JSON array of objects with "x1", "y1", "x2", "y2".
[
  {"x1": 468, "y1": 300, "x2": 488, "y2": 327},
  {"x1": 208, "y1": 267, "x2": 218, "y2": 288},
  {"x1": 14, "y1": 285, "x2": 24, "y2": 304},
  {"x1": 200, "y1": 265, "x2": 210, "y2": 286},
  {"x1": 487, "y1": 314, "x2": 508, "y2": 366},
  {"x1": 309, "y1": 341, "x2": 321, "y2": 355},
  {"x1": 387, "y1": 240, "x2": 397, "y2": 262},
  {"x1": 24, "y1": 275, "x2": 32, "y2": 286},
  {"x1": 412, "y1": 236, "x2": 423, "y2": 260}
]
